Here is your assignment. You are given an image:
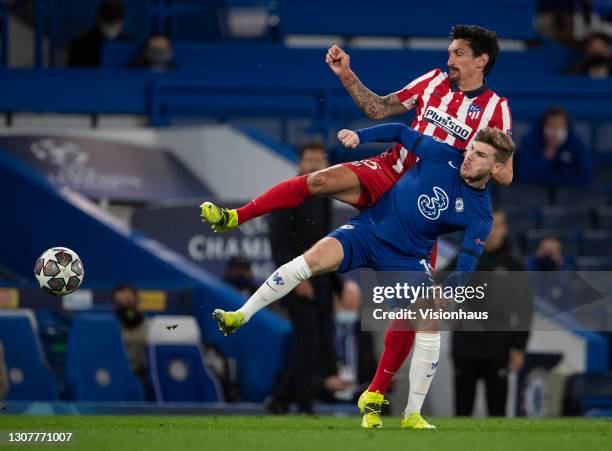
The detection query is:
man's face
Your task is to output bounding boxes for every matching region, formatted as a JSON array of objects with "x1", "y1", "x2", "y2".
[
  {"x1": 447, "y1": 39, "x2": 487, "y2": 83},
  {"x1": 586, "y1": 37, "x2": 610, "y2": 57},
  {"x1": 100, "y1": 20, "x2": 124, "y2": 40},
  {"x1": 460, "y1": 141, "x2": 501, "y2": 182},
  {"x1": 298, "y1": 148, "x2": 328, "y2": 174},
  {"x1": 113, "y1": 288, "x2": 138, "y2": 309},
  {"x1": 543, "y1": 113, "x2": 569, "y2": 146},
  {"x1": 536, "y1": 238, "x2": 563, "y2": 265}
]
